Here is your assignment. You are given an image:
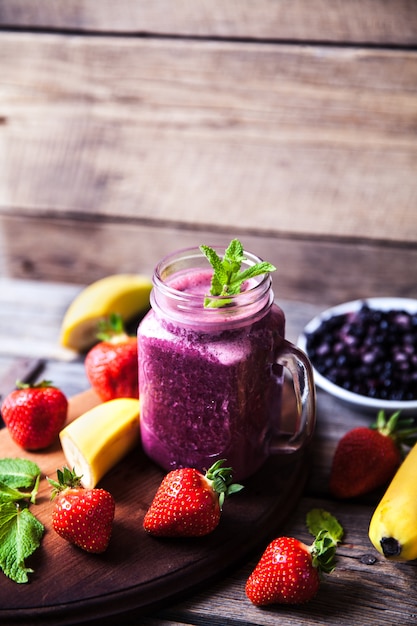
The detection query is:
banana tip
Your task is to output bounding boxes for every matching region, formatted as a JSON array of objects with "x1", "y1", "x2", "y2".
[{"x1": 380, "y1": 536, "x2": 401, "y2": 558}]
